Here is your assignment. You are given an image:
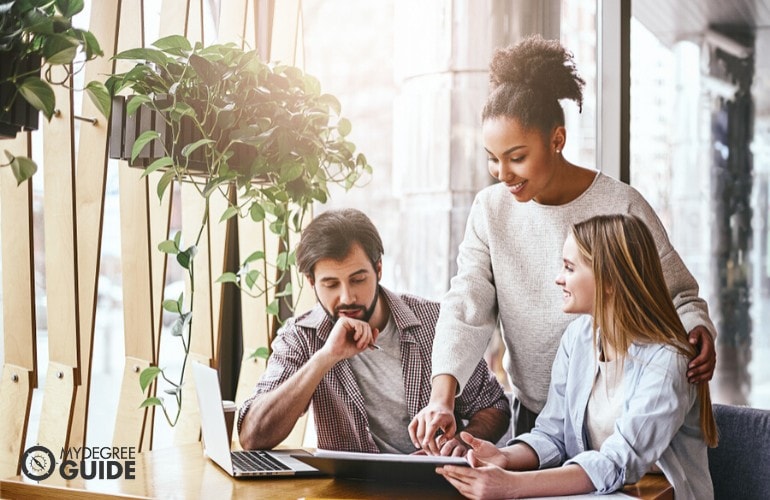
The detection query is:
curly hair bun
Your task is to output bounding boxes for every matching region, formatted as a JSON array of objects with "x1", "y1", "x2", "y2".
[{"x1": 489, "y1": 35, "x2": 584, "y2": 111}]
